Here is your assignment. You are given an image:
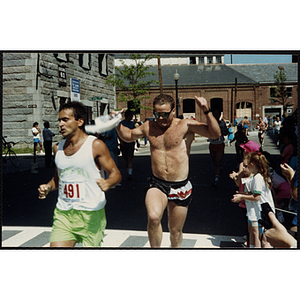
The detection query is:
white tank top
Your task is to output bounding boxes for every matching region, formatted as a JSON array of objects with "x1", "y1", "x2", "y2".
[{"x1": 55, "y1": 135, "x2": 106, "y2": 211}]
